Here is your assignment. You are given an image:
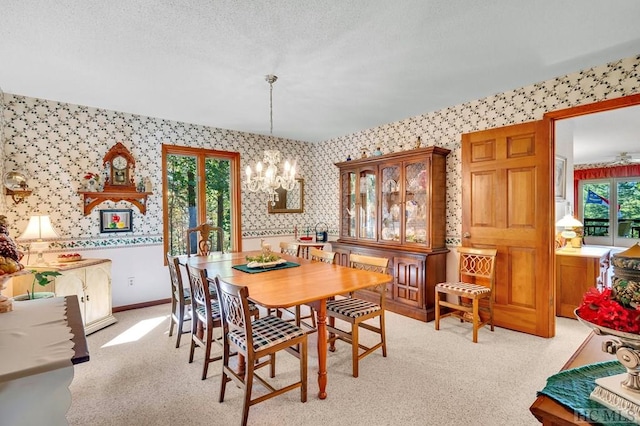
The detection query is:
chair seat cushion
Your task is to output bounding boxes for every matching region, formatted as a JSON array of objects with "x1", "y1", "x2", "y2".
[
  {"x1": 195, "y1": 301, "x2": 222, "y2": 320},
  {"x1": 326, "y1": 297, "x2": 381, "y2": 318},
  {"x1": 436, "y1": 282, "x2": 490, "y2": 297},
  {"x1": 228, "y1": 315, "x2": 305, "y2": 352}
]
